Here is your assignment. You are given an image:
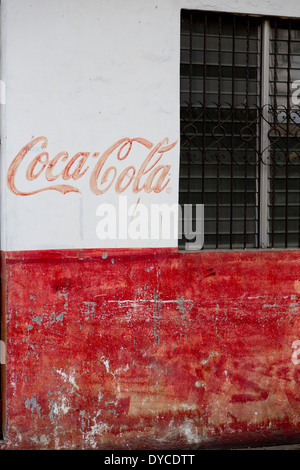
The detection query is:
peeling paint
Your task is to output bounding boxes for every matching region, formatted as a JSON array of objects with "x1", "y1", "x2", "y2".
[
  {"x1": 56, "y1": 369, "x2": 79, "y2": 391},
  {"x1": 3, "y1": 249, "x2": 300, "y2": 450},
  {"x1": 24, "y1": 396, "x2": 41, "y2": 417}
]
